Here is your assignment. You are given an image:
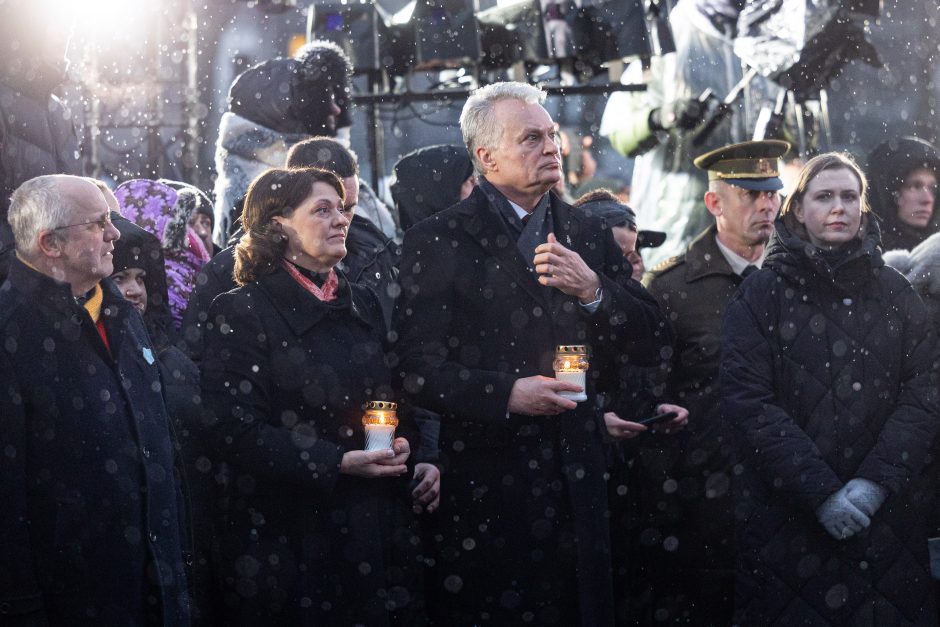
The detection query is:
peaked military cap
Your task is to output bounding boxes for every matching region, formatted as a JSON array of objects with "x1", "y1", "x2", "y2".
[{"x1": 693, "y1": 139, "x2": 791, "y2": 191}]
